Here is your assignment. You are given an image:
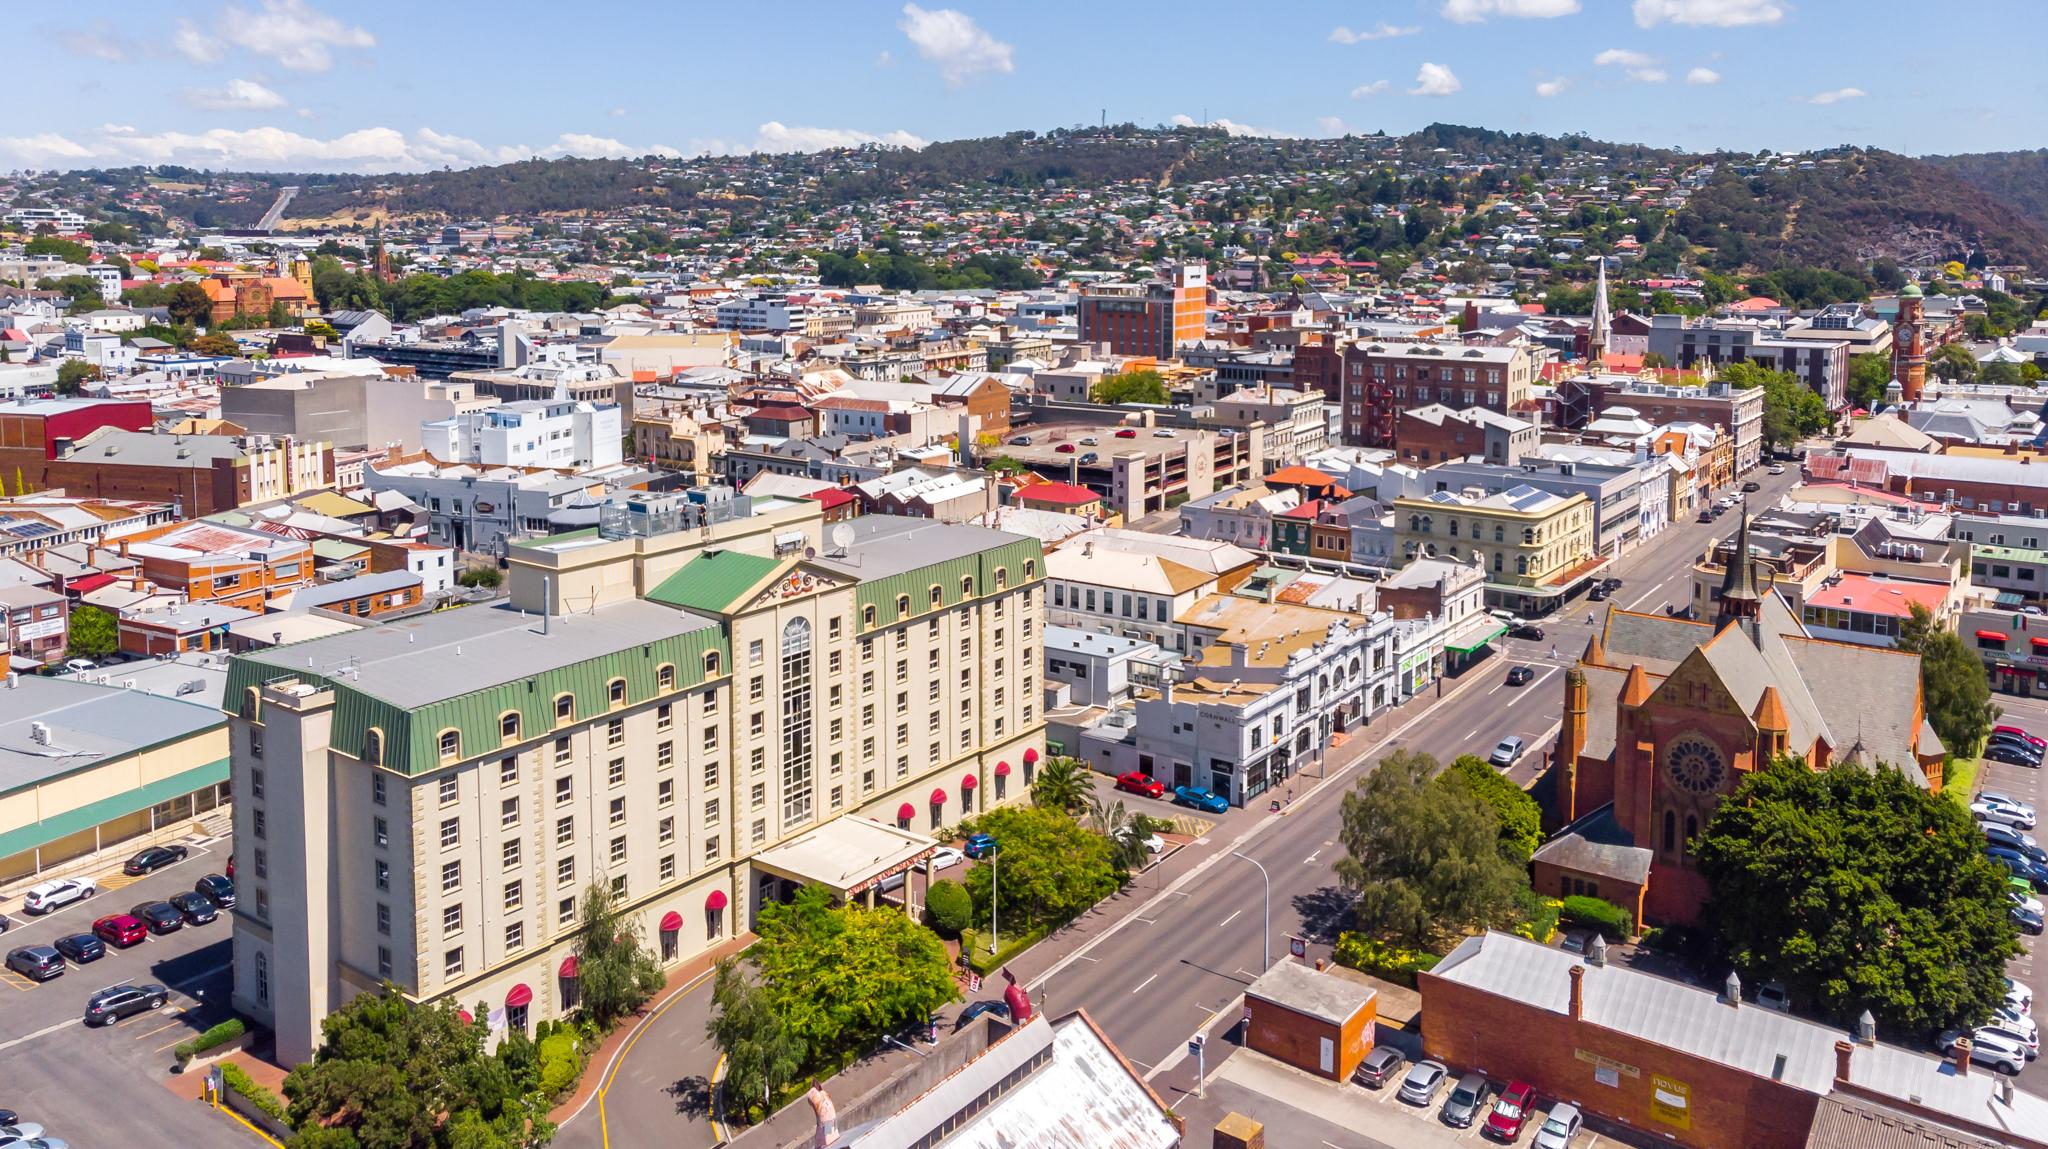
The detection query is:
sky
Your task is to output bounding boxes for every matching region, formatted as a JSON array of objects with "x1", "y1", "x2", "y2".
[{"x1": 8, "y1": 0, "x2": 2045, "y2": 174}]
